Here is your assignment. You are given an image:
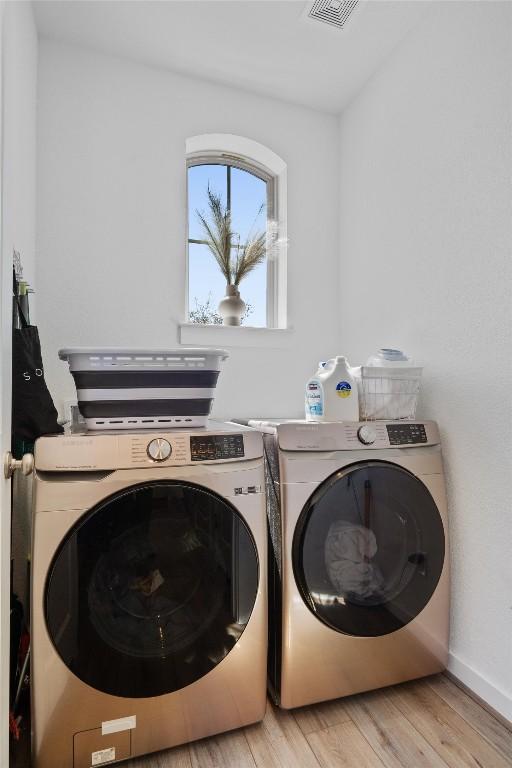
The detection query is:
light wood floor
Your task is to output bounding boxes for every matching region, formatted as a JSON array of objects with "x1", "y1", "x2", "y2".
[{"x1": 123, "y1": 675, "x2": 512, "y2": 768}]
